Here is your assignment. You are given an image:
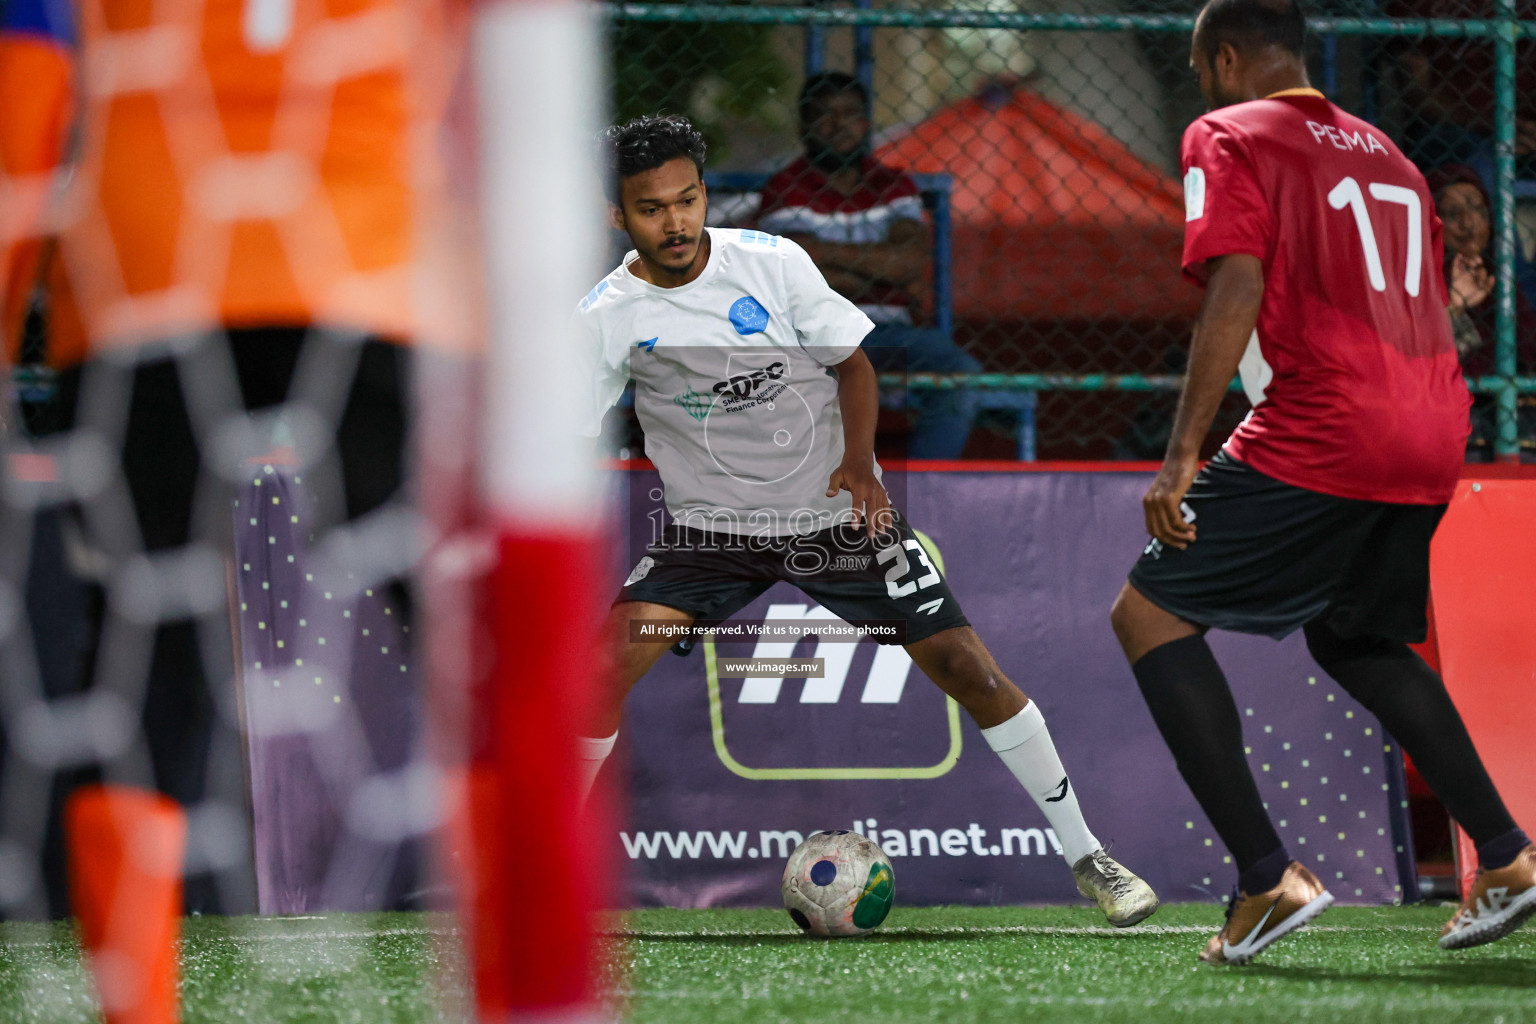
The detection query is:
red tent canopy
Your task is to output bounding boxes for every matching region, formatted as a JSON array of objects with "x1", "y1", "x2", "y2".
[{"x1": 877, "y1": 82, "x2": 1199, "y2": 322}]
